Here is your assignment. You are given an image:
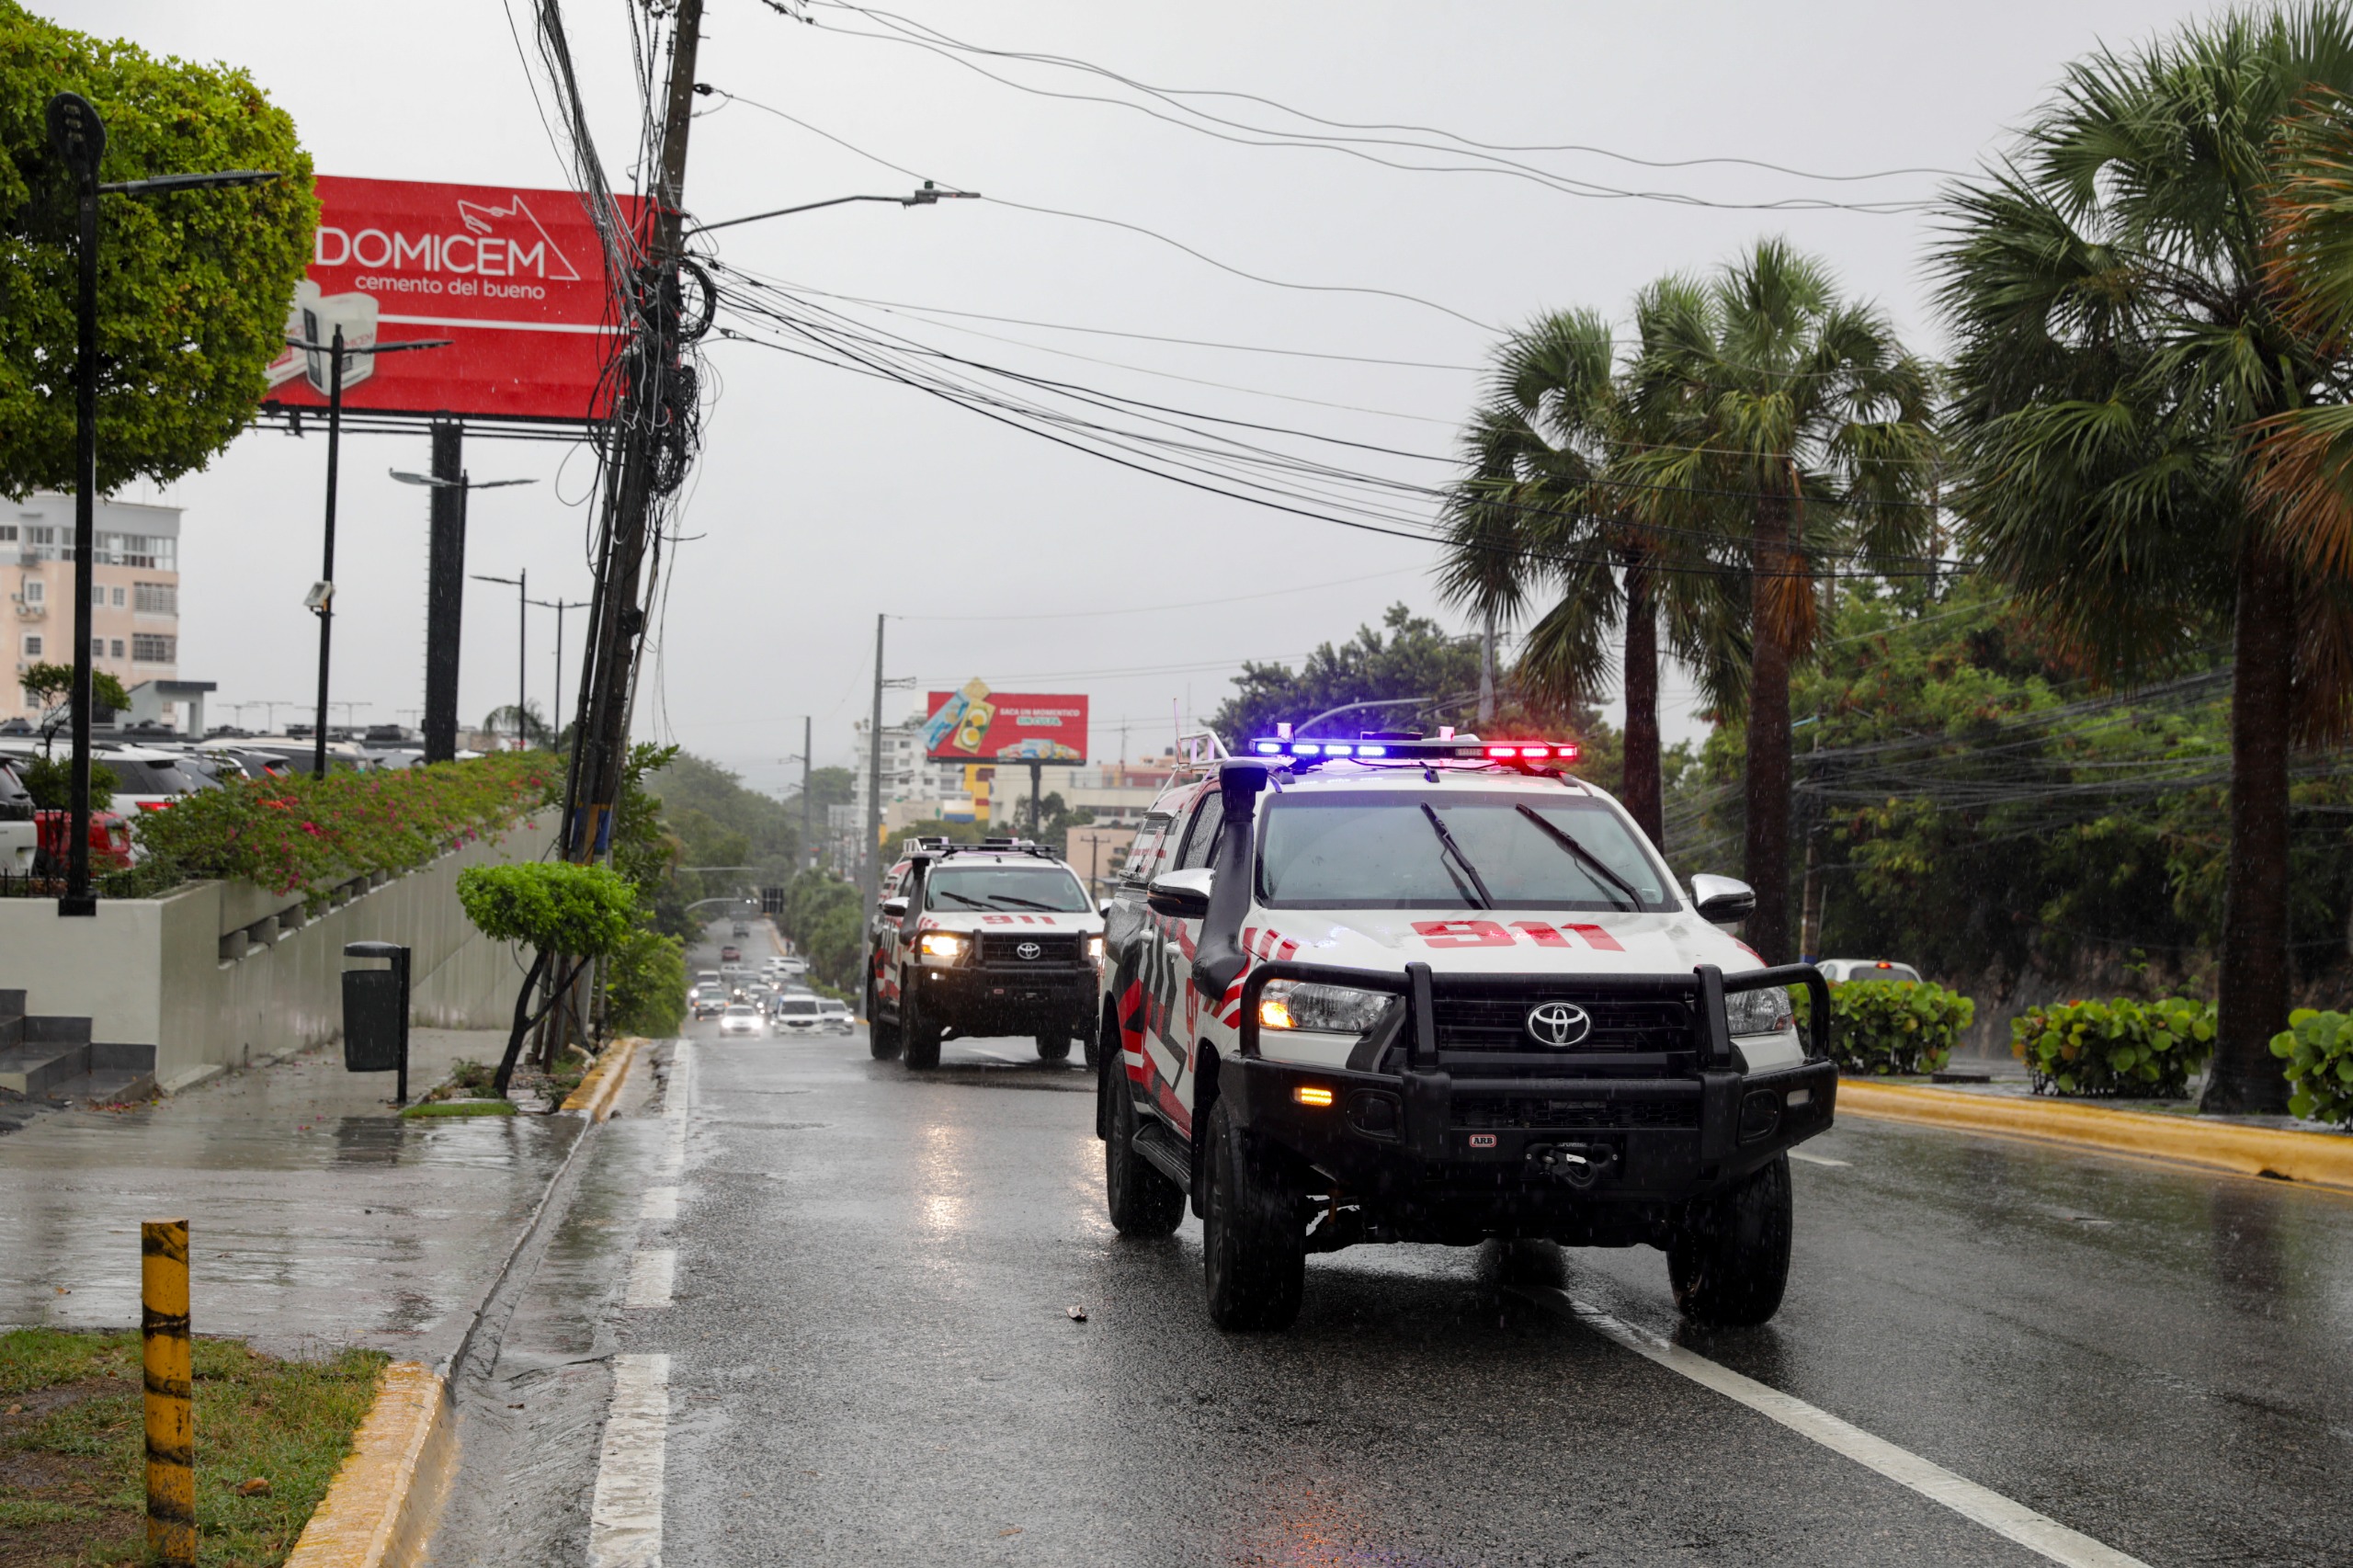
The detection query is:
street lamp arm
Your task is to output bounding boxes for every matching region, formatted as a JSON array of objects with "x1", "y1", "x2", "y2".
[
  {"x1": 286, "y1": 336, "x2": 454, "y2": 355},
  {"x1": 684, "y1": 182, "x2": 979, "y2": 238},
  {"x1": 99, "y1": 168, "x2": 279, "y2": 195}
]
